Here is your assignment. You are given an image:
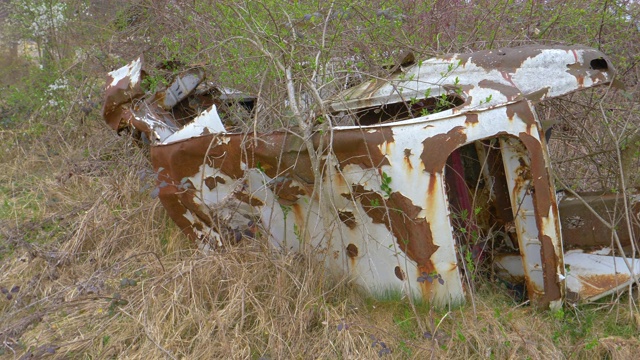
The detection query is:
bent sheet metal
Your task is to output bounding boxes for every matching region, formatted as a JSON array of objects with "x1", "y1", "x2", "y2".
[{"x1": 102, "y1": 45, "x2": 639, "y2": 309}]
